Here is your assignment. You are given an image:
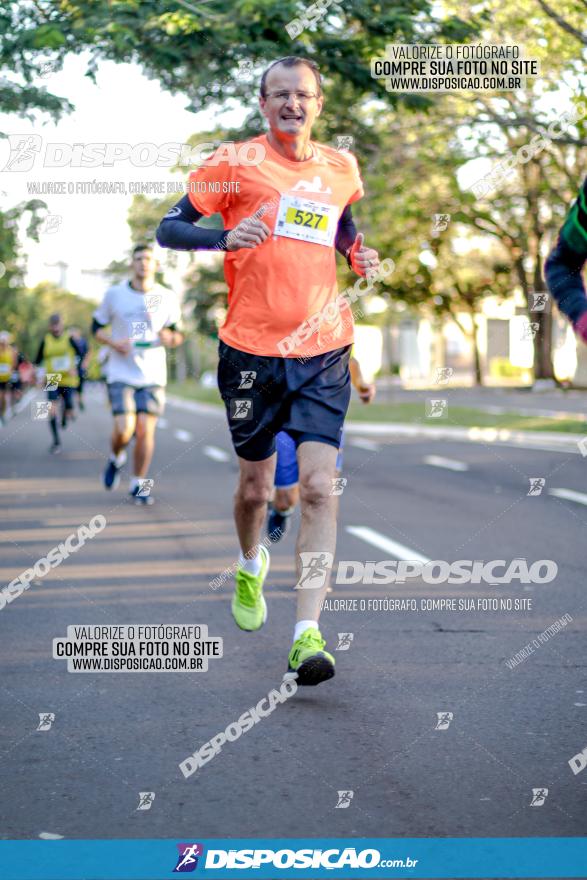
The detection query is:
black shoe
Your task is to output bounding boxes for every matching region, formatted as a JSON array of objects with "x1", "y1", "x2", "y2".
[
  {"x1": 50, "y1": 442, "x2": 62, "y2": 455},
  {"x1": 267, "y1": 506, "x2": 292, "y2": 543}
]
